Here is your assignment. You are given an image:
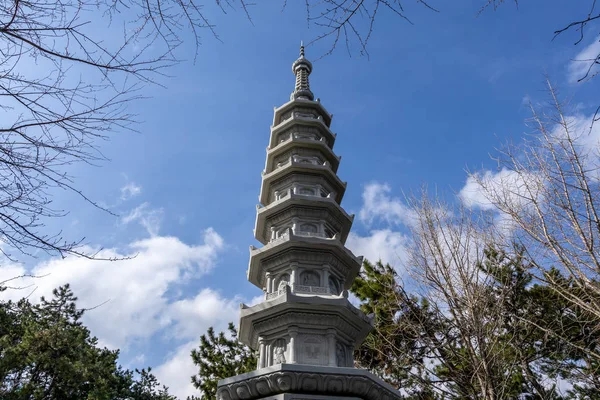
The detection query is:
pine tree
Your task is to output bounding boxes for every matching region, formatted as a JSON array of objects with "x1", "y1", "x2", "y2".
[
  {"x1": 189, "y1": 323, "x2": 256, "y2": 400},
  {"x1": 351, "y1": 250, "x2": 600, "y2": 399},
  {"x1": 0, "y1": 284, "x2": 176, "y2": 400}
]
